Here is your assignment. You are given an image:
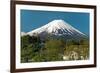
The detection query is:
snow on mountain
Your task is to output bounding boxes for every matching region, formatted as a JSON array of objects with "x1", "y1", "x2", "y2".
[
  {"x1": 21, "y1": 32, "x2": 26, "y2": 36},
  {"x1": 27, "y1": 19, "x2": 86, "y2": 38}
]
